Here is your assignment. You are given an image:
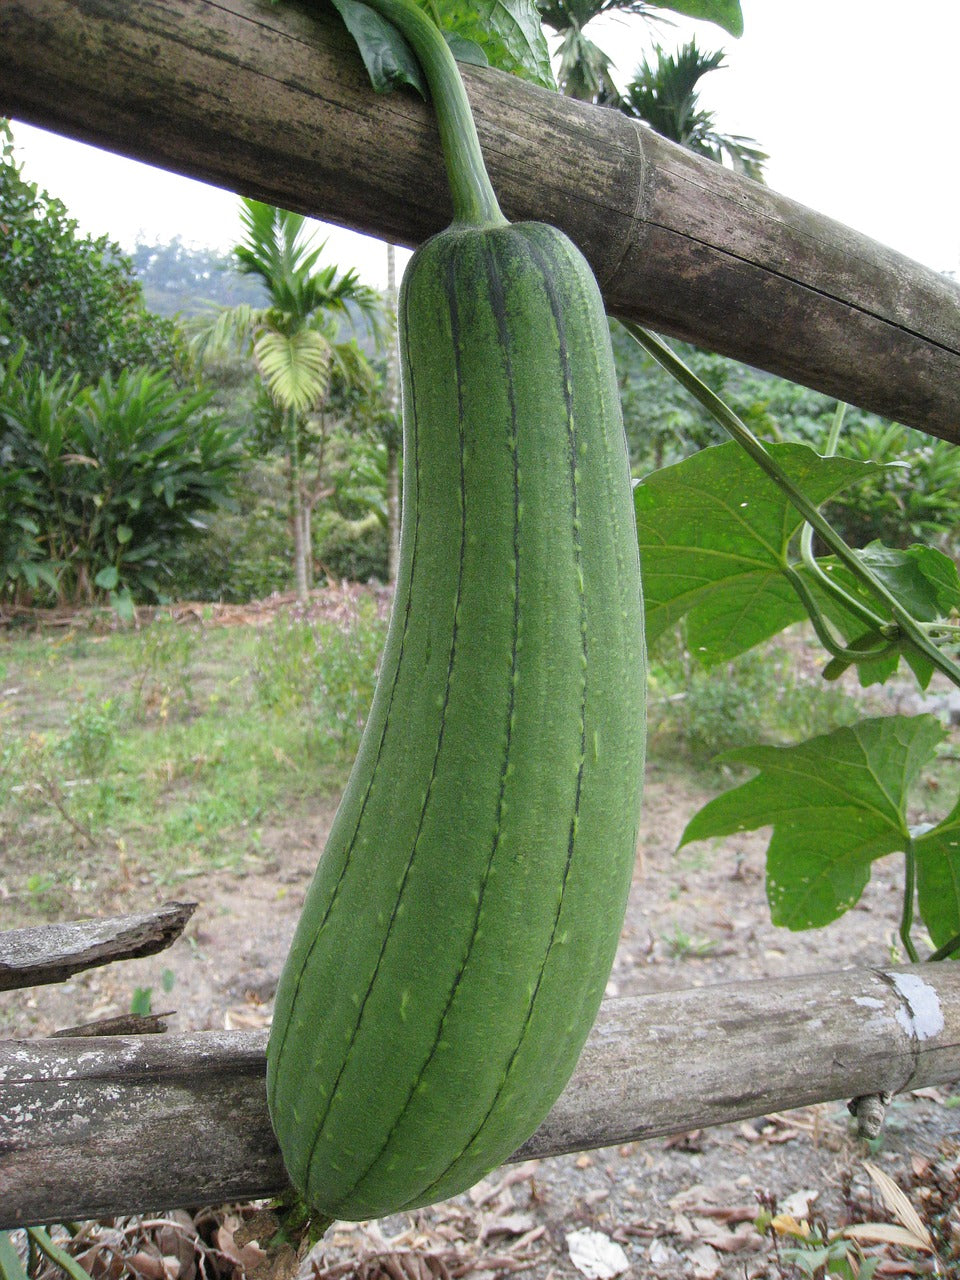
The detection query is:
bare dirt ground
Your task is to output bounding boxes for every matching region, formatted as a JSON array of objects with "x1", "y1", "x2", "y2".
[{"x1": 8, "y1": 748, "x2": 959, "y2": 1277}]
